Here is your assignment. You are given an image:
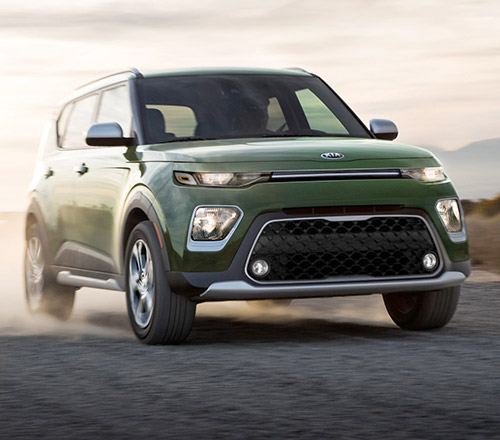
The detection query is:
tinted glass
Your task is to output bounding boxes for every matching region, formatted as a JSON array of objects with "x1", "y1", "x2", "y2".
[
  {"x1": 266, "y1": 97, "x2": 286, "y2": 131},
  {"x1": 62, "y1": 94, "x2": 98, "y2": 147},
  {"x1": 296, "y1": 88, "x2": 348, "y2": 134},
  {"x1": 139, "y1": 75, "x2": 370, "y2": 144},
  {"x1": 57, "y1": 103, "x2": 73, "y2": 142},
  {"x1": 145, "y1": 104, "x2": 196, "y2": 138},
  {"x1": 97, "y1": 85, "x2": 132, "y2": 135}
]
